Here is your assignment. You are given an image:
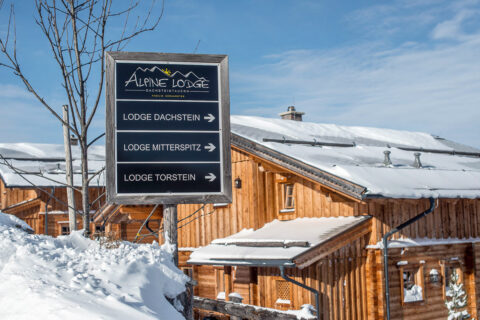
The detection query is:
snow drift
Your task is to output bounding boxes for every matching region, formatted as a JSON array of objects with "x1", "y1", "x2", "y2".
[{"x1": 0, "y1": 211, "x2": 187, "y2": 320}]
